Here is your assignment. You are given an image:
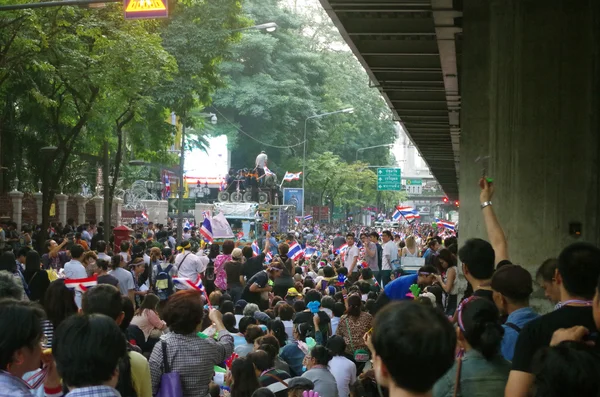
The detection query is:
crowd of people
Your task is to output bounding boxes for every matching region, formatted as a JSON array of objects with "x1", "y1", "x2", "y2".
[{"x1": 1, "y1": 177, "x2": 600, "y2": 397}]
